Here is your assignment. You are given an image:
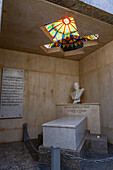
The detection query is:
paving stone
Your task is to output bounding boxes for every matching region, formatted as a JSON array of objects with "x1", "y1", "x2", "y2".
[{"x1": 0, "y1": 141, "x2": 40, "y2": 170}]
